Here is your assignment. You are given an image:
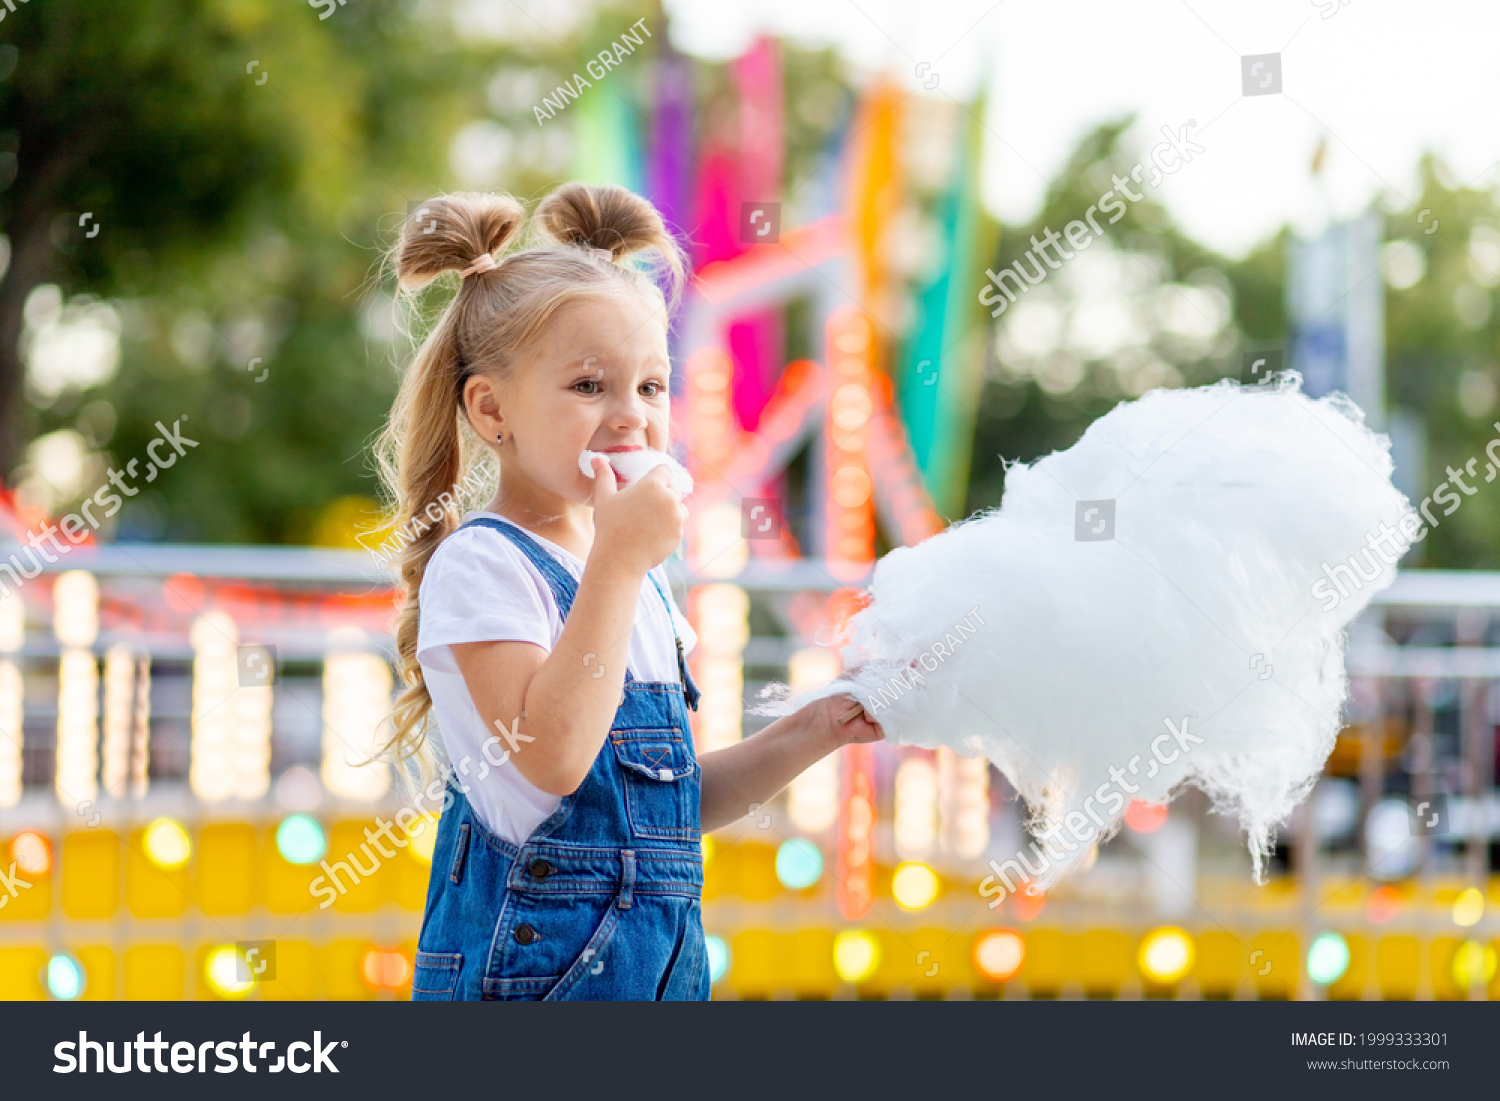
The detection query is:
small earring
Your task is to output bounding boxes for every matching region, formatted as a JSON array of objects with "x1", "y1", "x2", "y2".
[{"x1": 496, "y1": 432, "x2": 503, "y2": 443}]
